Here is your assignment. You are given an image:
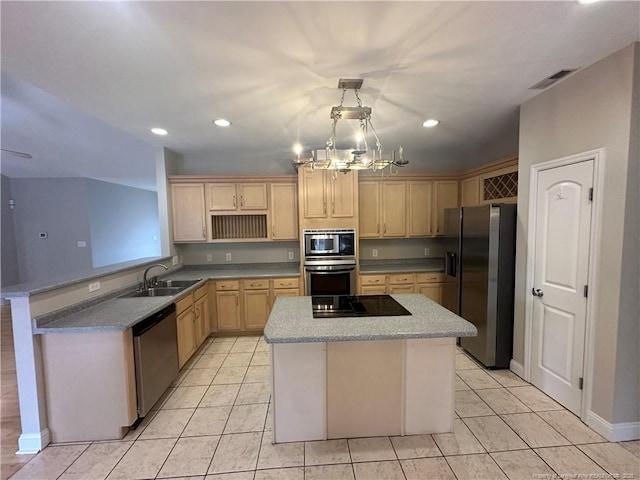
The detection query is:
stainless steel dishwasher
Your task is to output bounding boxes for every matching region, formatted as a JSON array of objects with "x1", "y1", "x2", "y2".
[{"x1": 132, "y1": 303, "x2": 178, "y2": 418}]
